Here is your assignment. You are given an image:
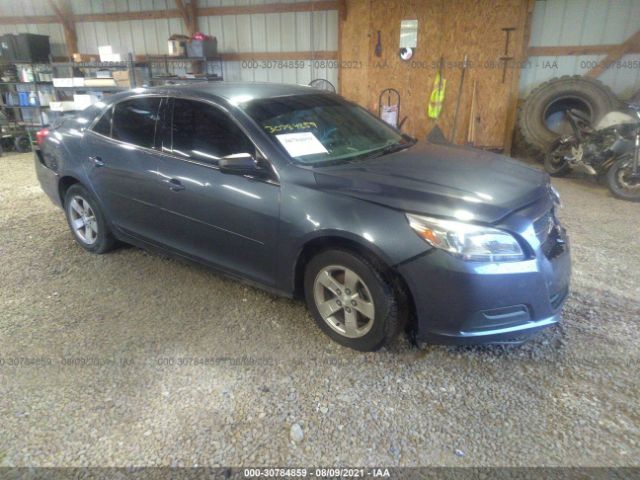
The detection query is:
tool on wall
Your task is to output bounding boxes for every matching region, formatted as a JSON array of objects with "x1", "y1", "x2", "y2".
[
  {"x1": 450, "y1": 54, "x2": 468, "y2": 143},
  {"x1": 500, "y1": 27, "x2": 516, "y2": 83},
  {"x1": 375, "y1": 31, "x2": 382, "y2": 57},
  {"x1": 428, "y1": 56, "x2": 446, "y2": 120},
  {"x1": 379, "y1": 88, "x2": 405, "y2": 129},
  {"x1": 466, "y1": 79, "x2": 479, "y2": 146}
]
